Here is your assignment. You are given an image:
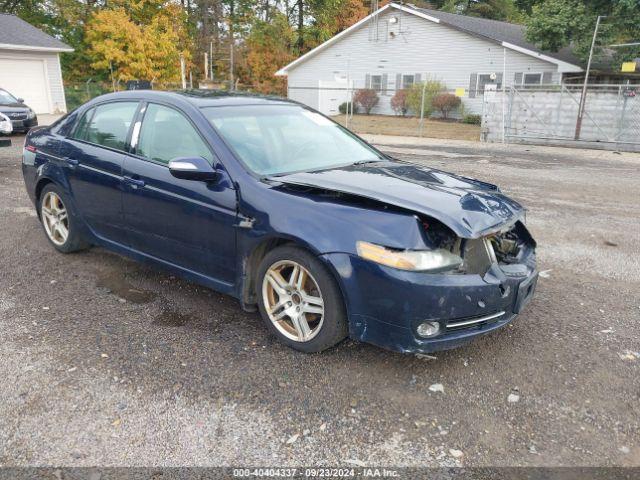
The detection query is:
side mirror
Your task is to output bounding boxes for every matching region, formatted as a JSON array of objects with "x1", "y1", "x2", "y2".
[
  {"x1": 168, "y1": 156, "x2": 219, "y2": 182},
  {"x1": 17, "y1": 98, "x2": 24, "y2": 104}
]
